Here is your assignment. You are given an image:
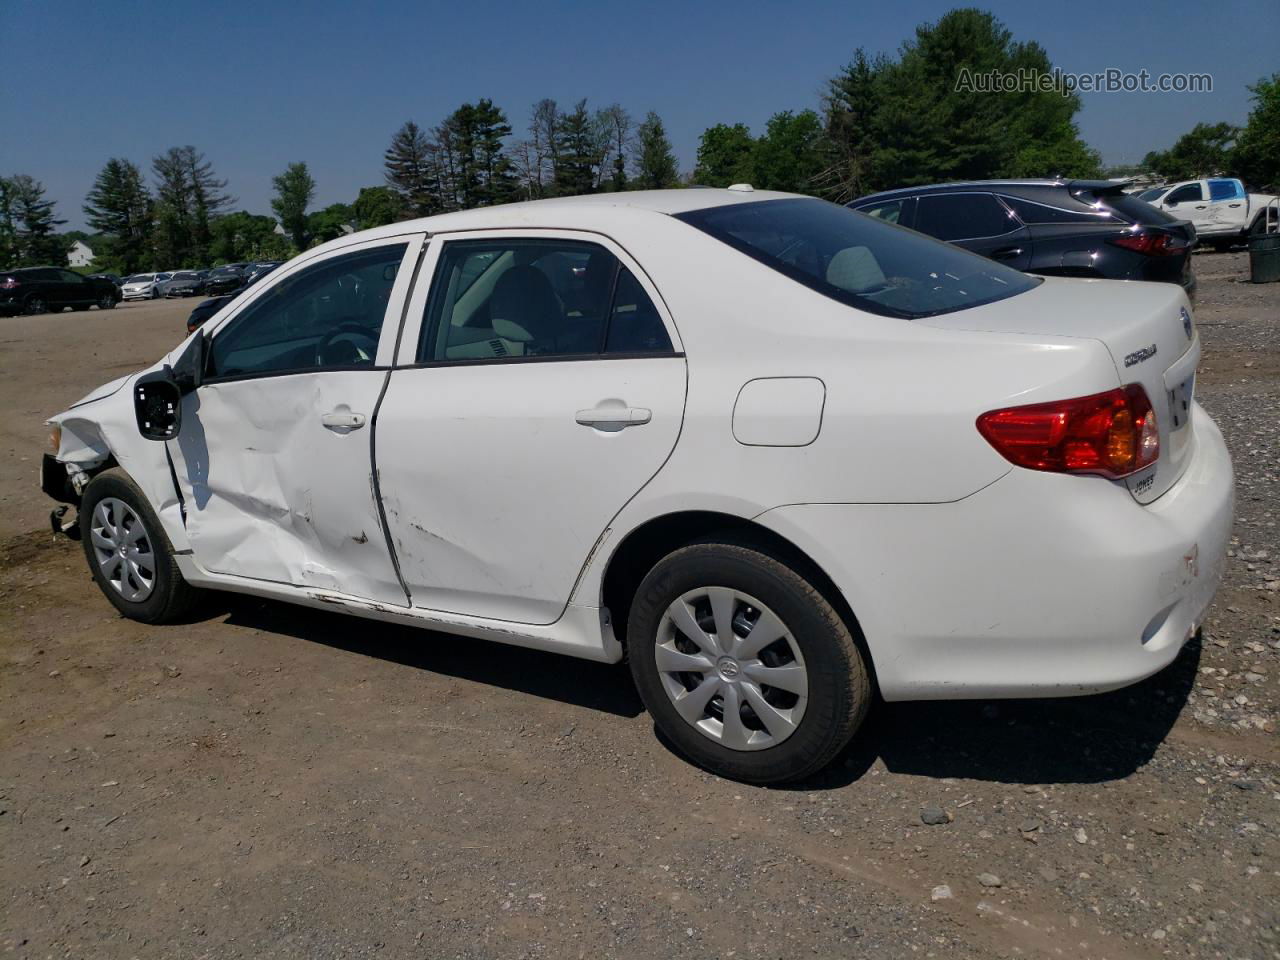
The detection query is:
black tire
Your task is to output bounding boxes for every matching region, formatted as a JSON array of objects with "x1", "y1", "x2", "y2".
[
  {"x1": 627, "y1": 541, "x2": 870, "y2": 784},
  {"x1": 98, "y1": 293, "x2": 117, "y2": 310},
  {"x1": 24, "y1": 296, "x2": 48, "y2": 315},
  {"x1": 79, "y1": 467, "x2": 199, "y2": 624}
]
